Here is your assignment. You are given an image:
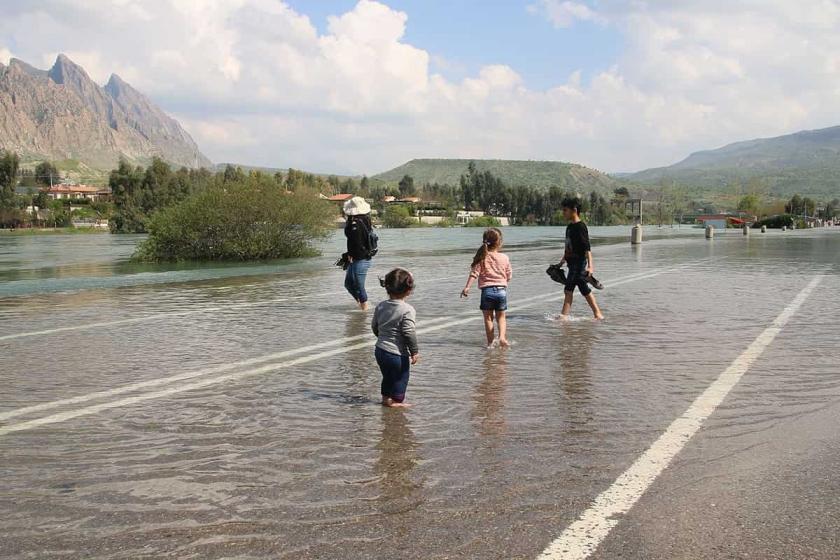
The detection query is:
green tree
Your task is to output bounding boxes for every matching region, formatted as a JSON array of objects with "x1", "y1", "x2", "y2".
[
  {"x1": 35, "y1": 161, "x2": 60, "y2": 187},
  {"x1": 786, "y1": 194, "x2": 803, "y2": 215},
  {"x1": 133, "y1": 175, "x2": 334, "y2": 261},
  {"x1": 0, "y1": 150, "x2": 20, "y2": 207},
  {"x1": 33, "y1": 190, "x2": 50, "y2": 210},
  {"x1": 381, "y1": 204, "x2": 416, "y2": 228},
  {"x1": 465, "y1": 215, "x2": 502, "y2": 228},
  {"x1": 223, "y1": 164, "x2": 246, "y2": 183},
  {"x1": 398, "y1": 174, "x2": 416, "y2": 197},
  {"x1": 109, "y1": 159, "x2": 145, "y2": 233},
  {"x1": 737, "y1": 193, "x2": 761, "y2": 216}
]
